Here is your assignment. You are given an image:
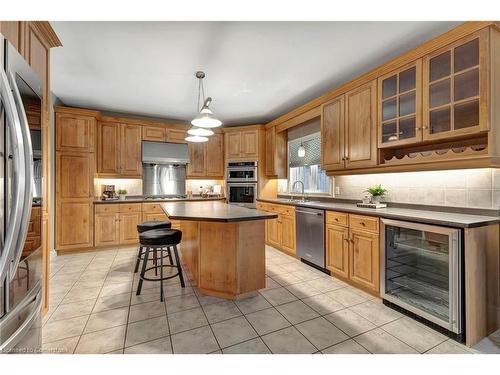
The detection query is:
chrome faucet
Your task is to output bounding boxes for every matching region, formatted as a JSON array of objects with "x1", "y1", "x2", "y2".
[{"x1": 291, "y1": 180, "x2": 305, "y2": 202}]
